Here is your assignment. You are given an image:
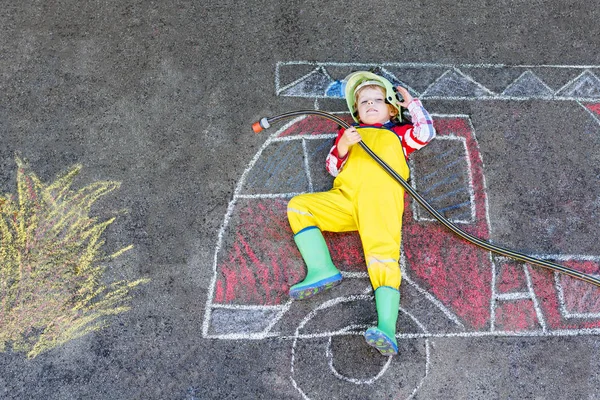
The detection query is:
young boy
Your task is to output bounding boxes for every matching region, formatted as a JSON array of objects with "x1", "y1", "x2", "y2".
[{"x1": 286, "y1": 71, "x2": 436, "y2": 355}]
